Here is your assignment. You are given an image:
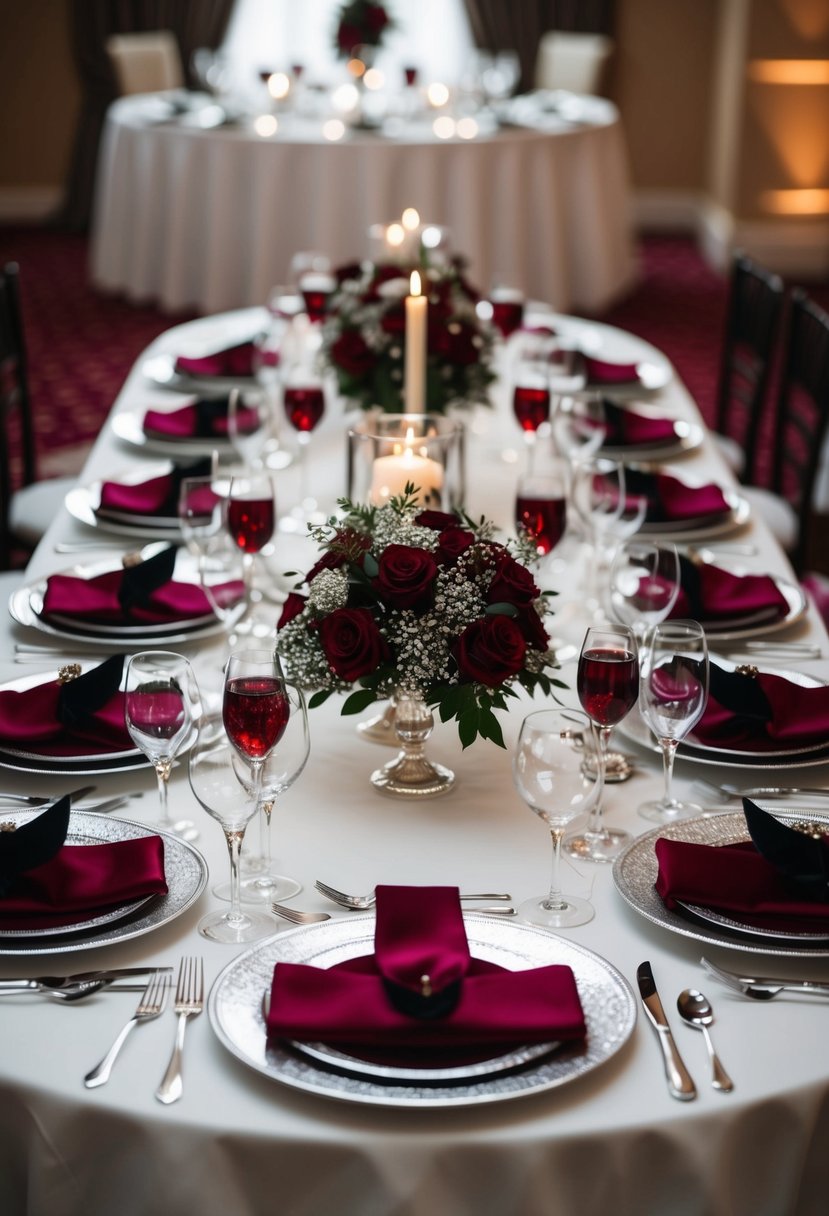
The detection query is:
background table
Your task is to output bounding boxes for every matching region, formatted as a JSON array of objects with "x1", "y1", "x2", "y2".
[
  {"x1": 1, "y1": 312, "x2": 828, "y2": 1216},
  {"x1": 90, "y1": 93, "x2": 637, "y2": 316}
]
